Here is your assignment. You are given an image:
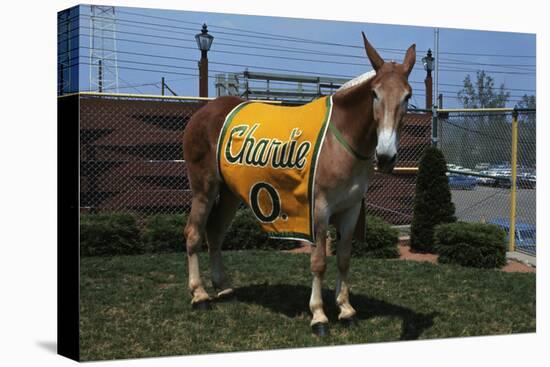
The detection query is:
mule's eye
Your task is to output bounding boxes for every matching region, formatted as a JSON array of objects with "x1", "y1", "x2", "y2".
[{"x1": 372, "y1": 90, "x2": 379, "y2": 100}]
